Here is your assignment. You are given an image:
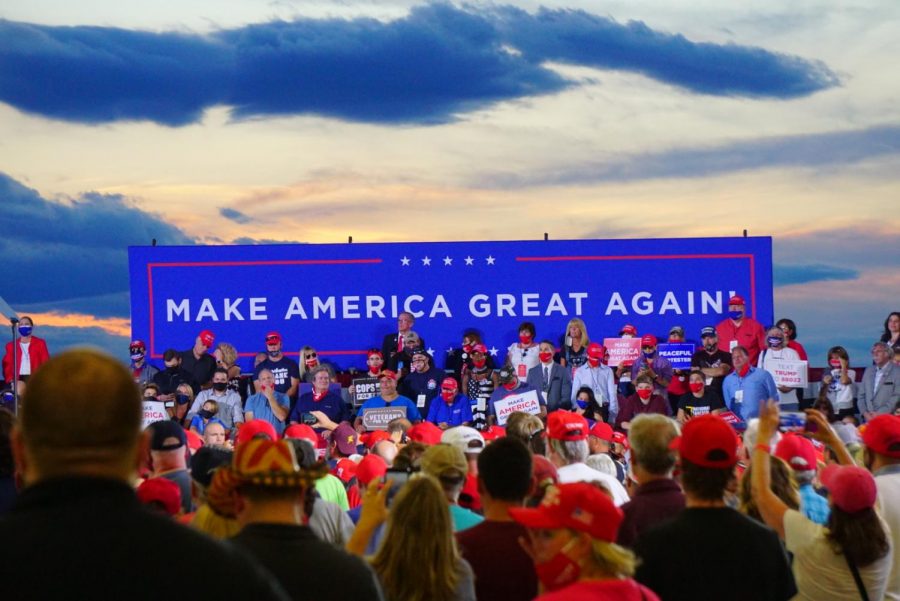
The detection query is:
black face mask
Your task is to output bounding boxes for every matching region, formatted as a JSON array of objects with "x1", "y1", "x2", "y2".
[
  {"x1": 166, "y1": 364, "x2": 179, "y2": 373},
  {"x1": 213, "y1": 382, "x2": 228, "y2": 392},
  {"x1": 199, "y1": 409, "x2": 215, "y2": 420},
  {"x1": 175, "y1": 394, "x2": 191, "y2": 405}
]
